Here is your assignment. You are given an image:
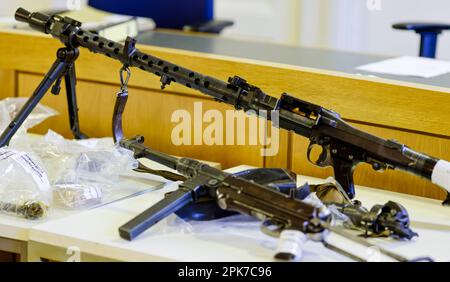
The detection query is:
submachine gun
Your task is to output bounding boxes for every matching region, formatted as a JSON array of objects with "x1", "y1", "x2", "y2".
[
  {"x1": 2, "y1": 8, "x2": 450, "y2": 204},
  {"x1": 118, "y1": 135, "x2": 431, "y2": 262}
]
